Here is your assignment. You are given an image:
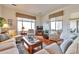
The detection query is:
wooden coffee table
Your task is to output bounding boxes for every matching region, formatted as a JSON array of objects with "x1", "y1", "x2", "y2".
[{"x1": 22, "y1": 36, "x2": 43, "y2": 54}]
